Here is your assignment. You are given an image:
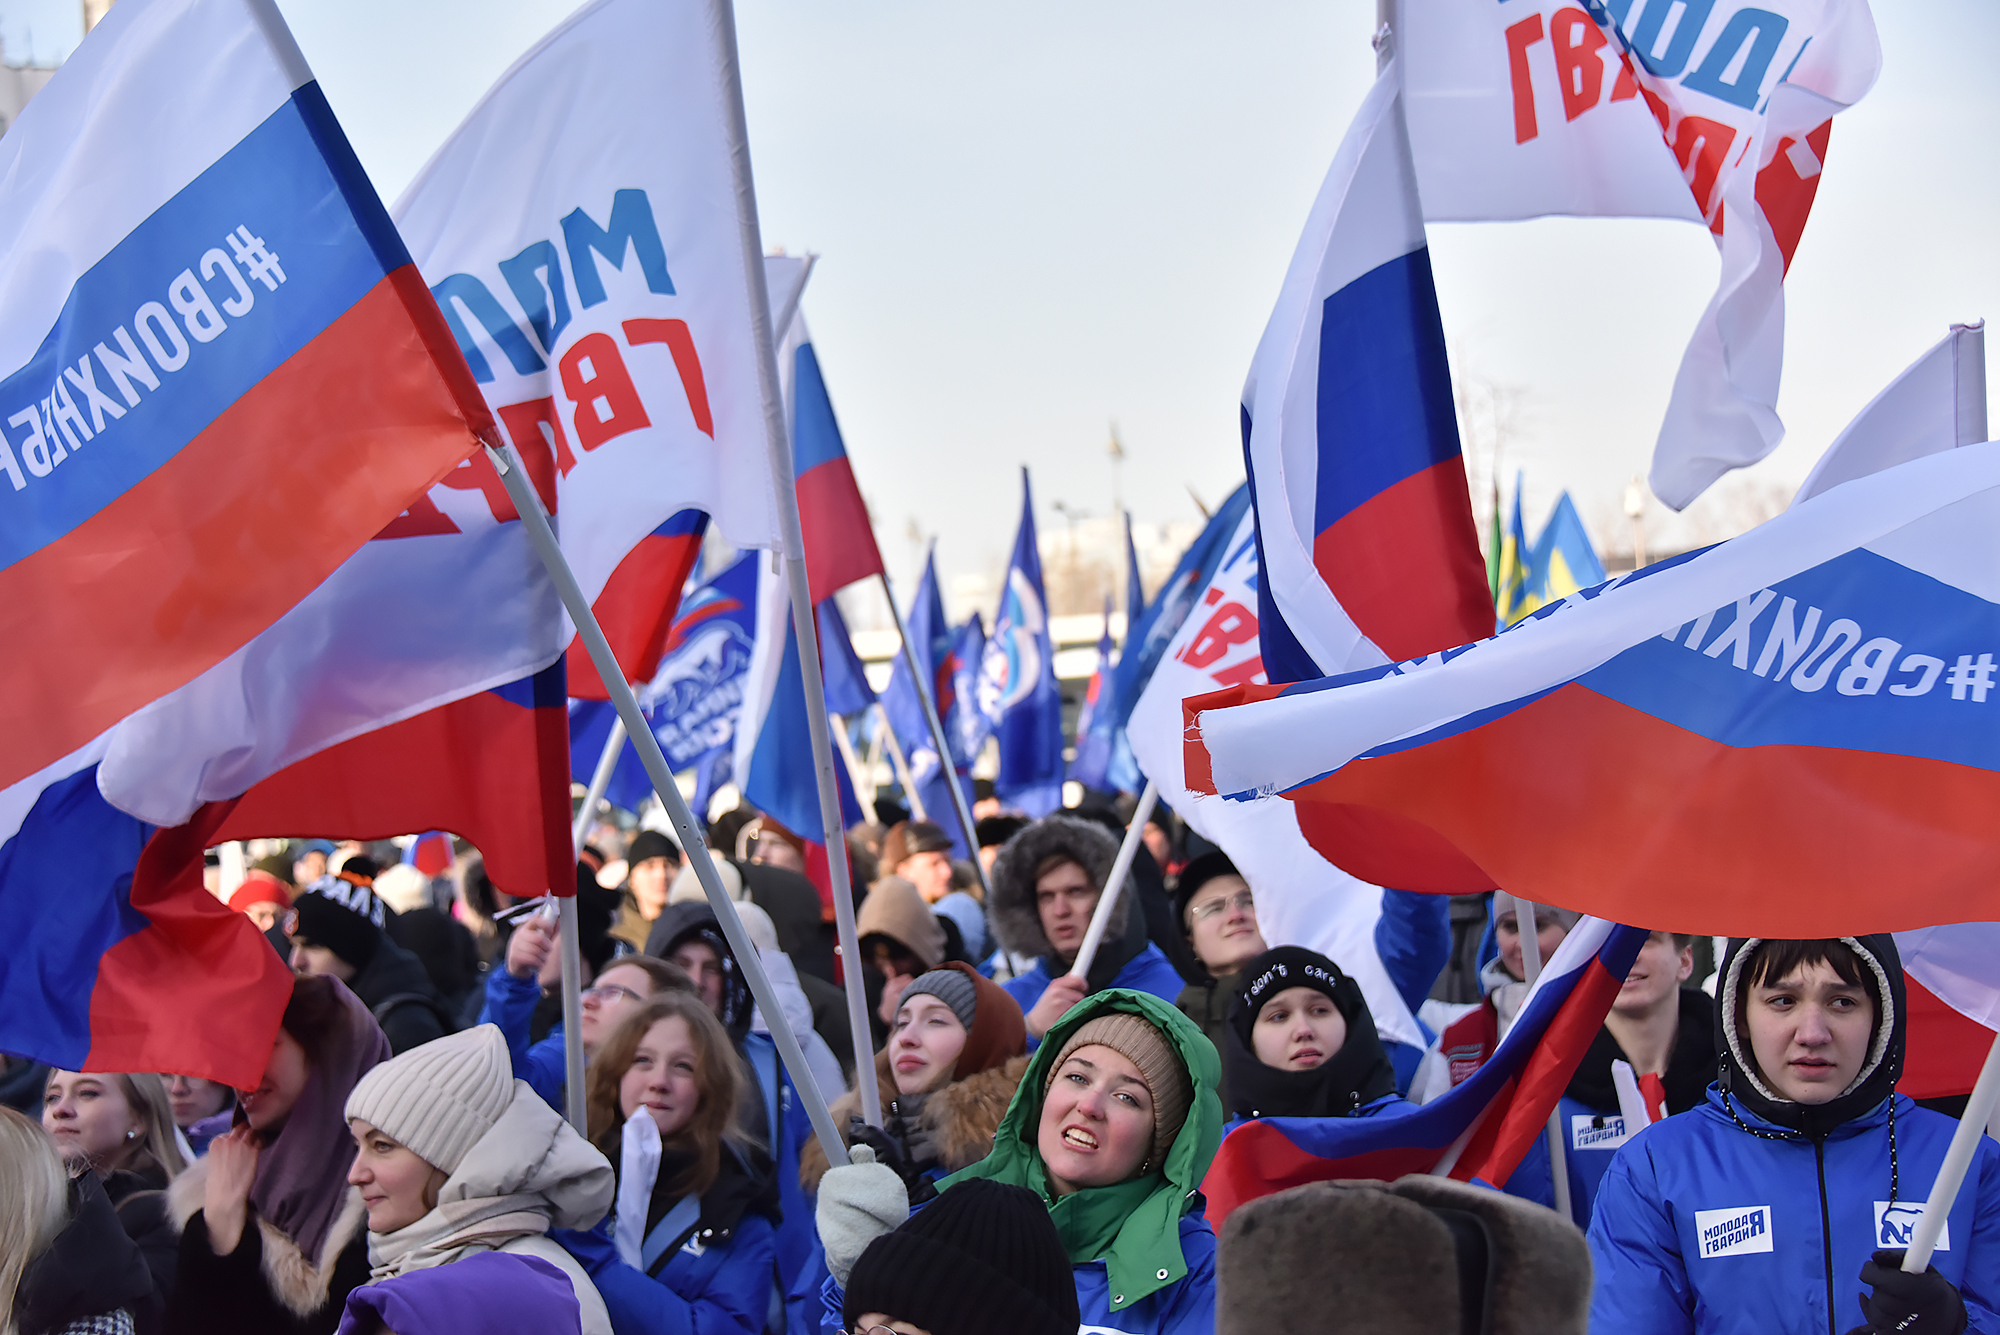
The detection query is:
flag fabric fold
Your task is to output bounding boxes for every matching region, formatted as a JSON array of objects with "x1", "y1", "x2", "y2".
[
  {"x1": 1397, "y1": 0, "x2": 1882, "y2": 508},
  {"x1": 1188, "y1": 440, "x2": 2000, "y2": 937},
  {"x1": 1203, "y1": 919, "x2": 1646, "y2": 1225},
  {"x1": 0, "y1": 0, "x2": 513, "y2": 1084}
]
